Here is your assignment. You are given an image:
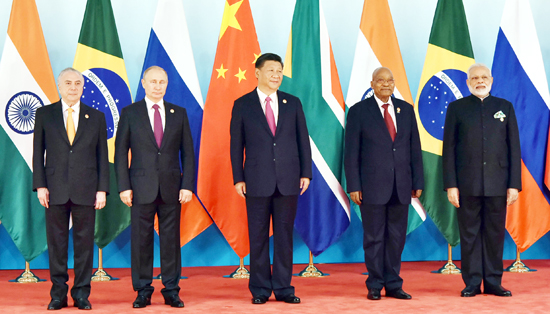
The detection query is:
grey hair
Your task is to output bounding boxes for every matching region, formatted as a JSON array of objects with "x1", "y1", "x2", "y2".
[
  {"x1": 467, "y1": 63, "x2": 491, "y2": 79},
  {"x1": 57, "y1": 67, "x2": 84, "y2": 84}
]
